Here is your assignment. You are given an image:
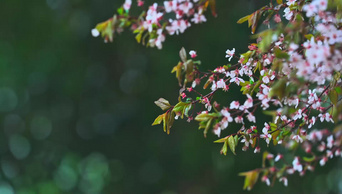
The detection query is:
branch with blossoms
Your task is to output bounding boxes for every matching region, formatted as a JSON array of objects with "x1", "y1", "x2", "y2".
[
  {"x1": 93, "y1": 0, "x2": 342, "y2": 190},
  {"x1": 91, "y1": 0, "x2": 216, "y2": 49}
]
